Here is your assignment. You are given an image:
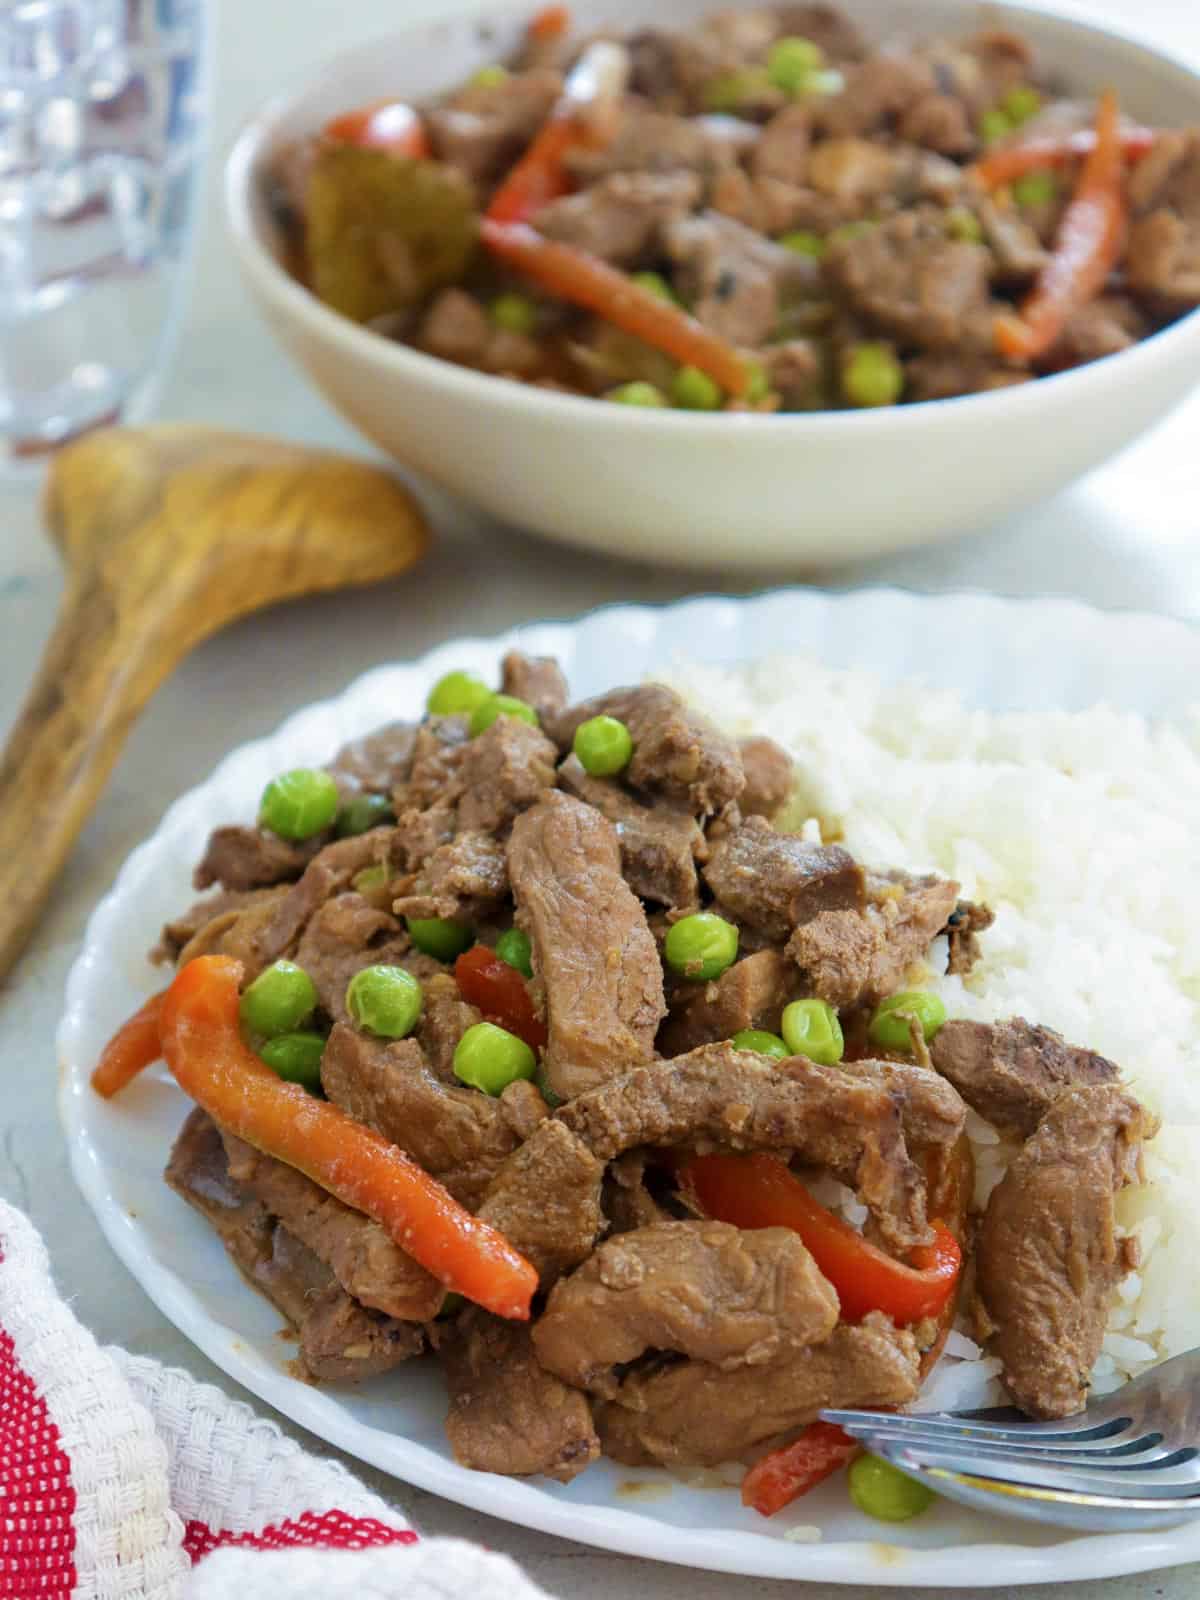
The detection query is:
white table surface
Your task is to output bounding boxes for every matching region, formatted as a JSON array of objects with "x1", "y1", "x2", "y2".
[{"x1": 3, "y1": 0, "x2": 1200, "y2": 1593}]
